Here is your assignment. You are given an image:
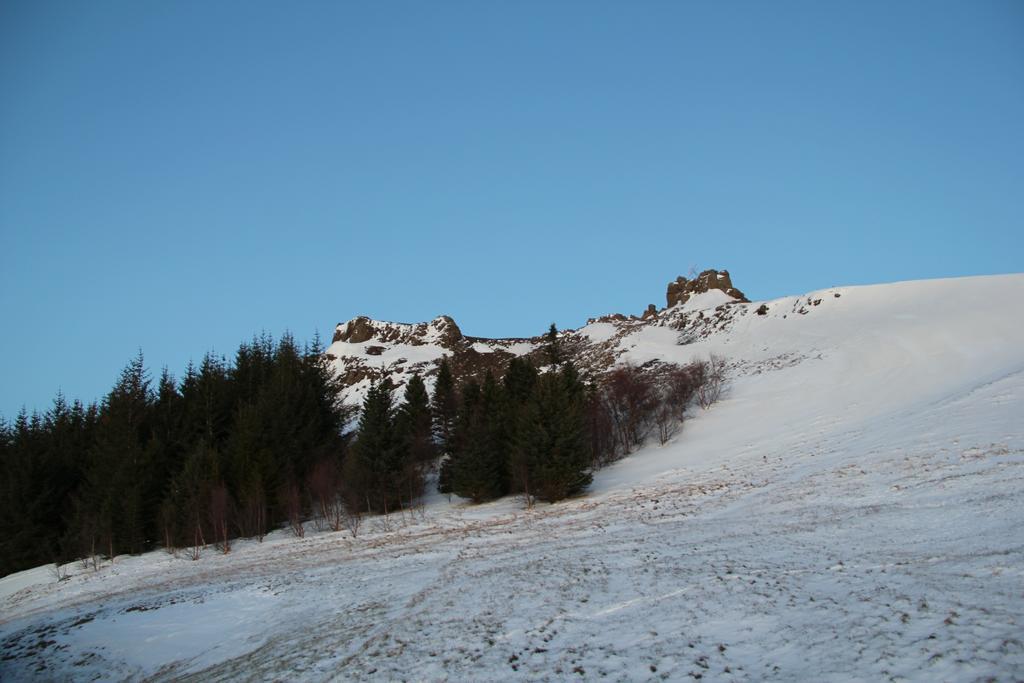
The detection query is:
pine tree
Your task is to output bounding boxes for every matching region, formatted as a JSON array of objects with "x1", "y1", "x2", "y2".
[
  {"x1": 181, "y1": 352, "x2": 231, "y2": 449},
  {"x1": 450, "y1": 372, "x2": 508, "y2": 503},
  {"x1": 502, "y1": 358, "x2": 538, "y2": 496},
  {"x1": 432, "y1": 359, "x2": 458, "y2": 494},
  {"x1": 544, "y1": 323, "x2": 562, "y2": 366},
  {"x1": 394, "y1": 374, "x2": 434, "y2": 506},
  {"x1": 439, "y1": 378, "x2": 476, "y2": 496},
  {"x1": 346, "y1": 379, "x2": 401, "y2": 513},
  {"x1": 517, "y1": 362, "x2": 592, "y2": 504},
  {"x1": 431, "y1": 358, "x2": 457, "y2": 456},
  {"x1": 148, "y1": 368, "x2": 184, "y2": 542},
  {"x1": 396, "y1": 374, "x2": 435, "y2": 467},
  {"x1": 77, "y1": 351, "x2": 154, "y2": 558}
]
